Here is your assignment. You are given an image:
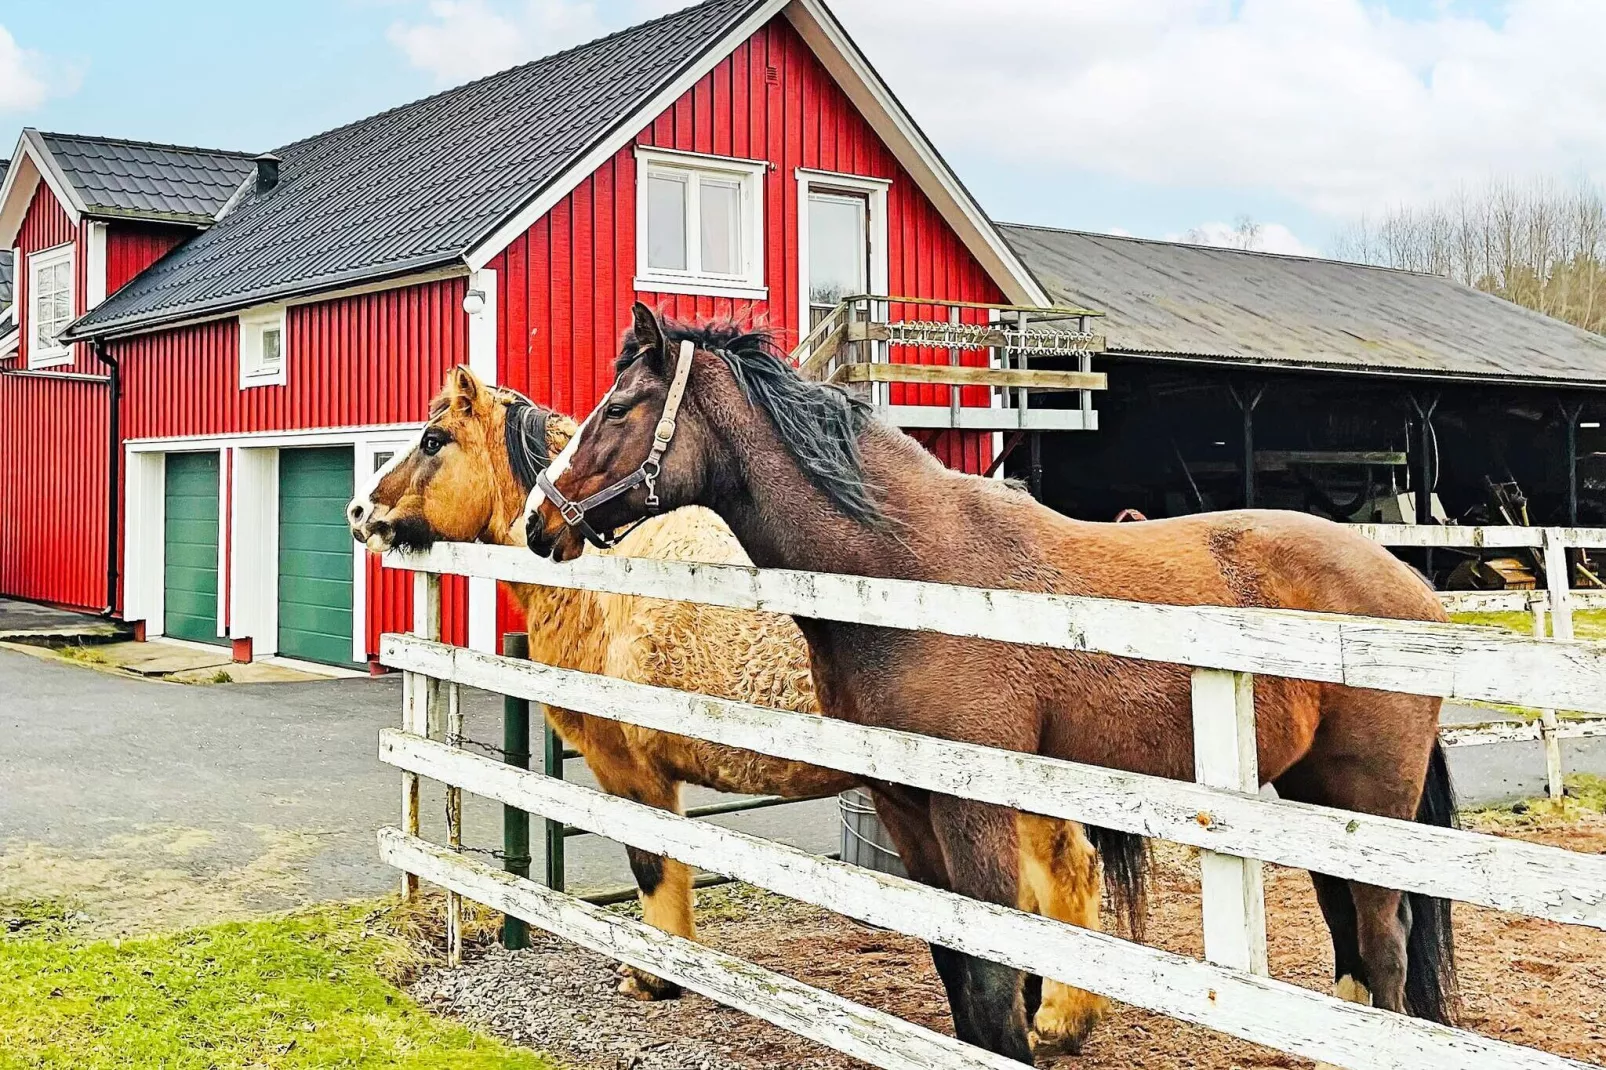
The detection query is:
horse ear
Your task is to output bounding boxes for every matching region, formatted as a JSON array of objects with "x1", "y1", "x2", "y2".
[
  {"x1": 630, "y1": 302, "x2": 668, "y2": 372},
  {"x1": 448, "y1": 364, "x2": 486, "y2": 413}
]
